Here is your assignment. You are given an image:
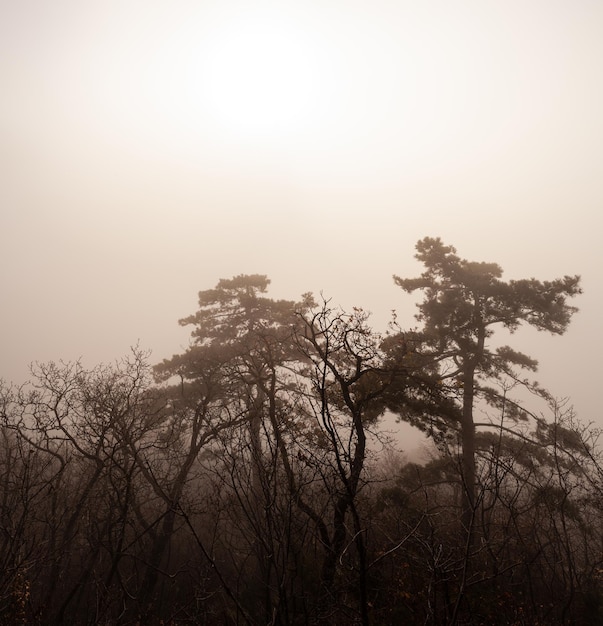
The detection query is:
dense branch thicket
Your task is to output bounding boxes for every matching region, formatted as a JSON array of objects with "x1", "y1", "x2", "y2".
[{"x1": 1, "y1": 241, "x2": 597, "y2": 625}]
